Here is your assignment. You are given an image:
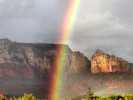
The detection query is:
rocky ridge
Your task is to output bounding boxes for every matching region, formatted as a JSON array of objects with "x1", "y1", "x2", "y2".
[
  {"x1": 0, "y1": 38, "x2": 91, "y2": 78},
  {"x1": 91, "y1": 49, "x2": 130, "y2": 73},
  {"x1": 0, "y1": 38, "x2": 132, "y2": 99},
  {"x1": 66, "y1": 51, "x2": 91, "y2": 74}
]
